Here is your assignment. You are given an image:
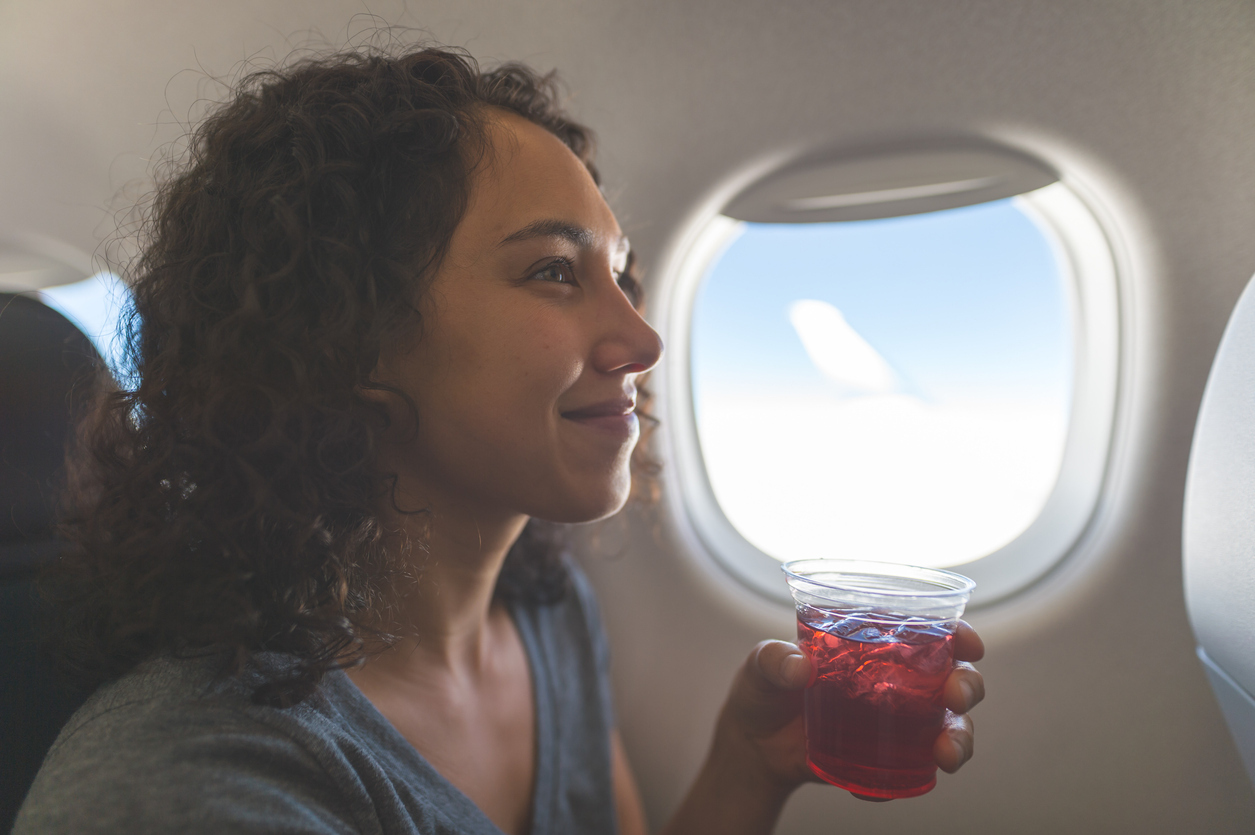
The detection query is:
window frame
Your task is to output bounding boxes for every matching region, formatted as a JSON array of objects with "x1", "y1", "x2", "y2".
[{"x1": 654, "y1": 181, "x2": 1119, "y2": 608}]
